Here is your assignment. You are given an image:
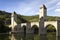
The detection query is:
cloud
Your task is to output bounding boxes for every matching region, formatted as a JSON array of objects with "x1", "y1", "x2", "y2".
[
  {"x1": 46, "y1": 0, "x2": 59, "y2": 8},
  {"x1": 56, "y1": 2, "x2": 60, "y2": 5},
  {"x1": 45, "y1": 0, "x2": 58, "y2": 13},
  {"x1": 47, "y1": 7, "x2": 55, "y2": 11},
  {"x1": 55, "y1": 8, "x2": 60, "y2": 12},
  {"x1": 46, "y1": 0, "x2": 57, "y2": 5},
  {"x1": 0, "y1": 0, "x2": 60, "y2": 16},
  {"x1": 18, "y1": 0, "x2": 60, "y2": 16},
  {"x1": 15, "y1": 0, "x2": 42, "y2": 15}
]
